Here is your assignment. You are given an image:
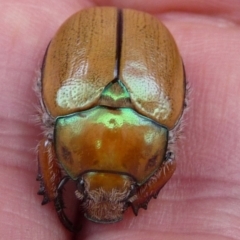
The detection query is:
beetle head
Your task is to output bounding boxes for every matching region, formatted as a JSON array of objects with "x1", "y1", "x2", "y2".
[{"x1": 75, "y1": 172, "x2": 135, "y2": 223}]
